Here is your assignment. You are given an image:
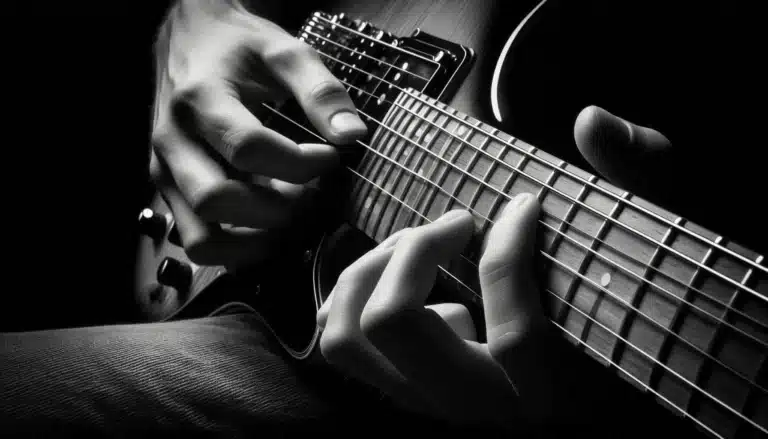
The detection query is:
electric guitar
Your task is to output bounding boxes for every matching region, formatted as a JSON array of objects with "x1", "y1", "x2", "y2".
[{"x1": 135, "y1": 1, "x2": 767, "y2": 437}]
